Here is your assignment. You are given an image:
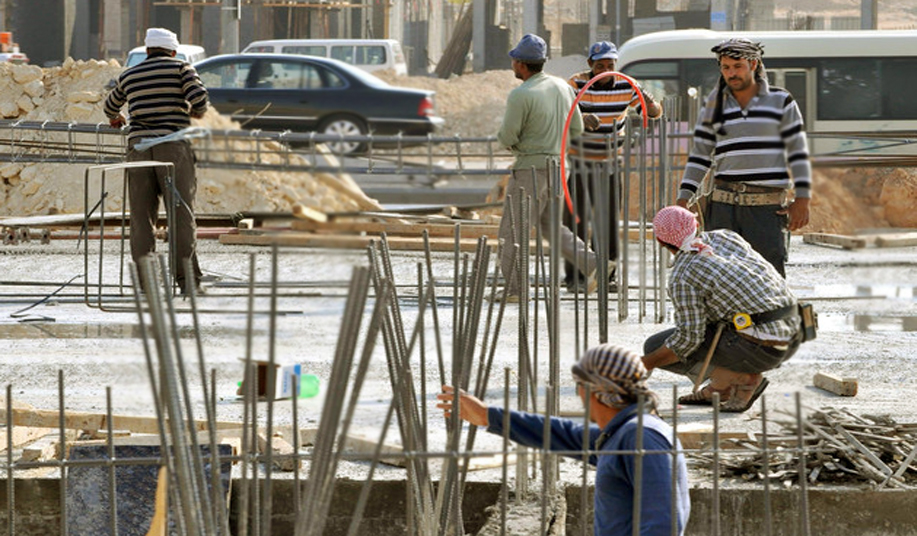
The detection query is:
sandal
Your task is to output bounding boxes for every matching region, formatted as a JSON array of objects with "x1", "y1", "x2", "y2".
[
  {"x1": 678, "y1": 384, "x2": 733, "y2": 406},
  {"x1": 721, "y1": 377, "x2": 770, "y2": 413}
]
